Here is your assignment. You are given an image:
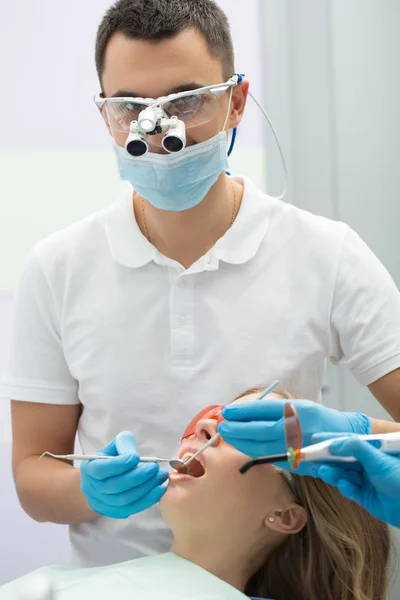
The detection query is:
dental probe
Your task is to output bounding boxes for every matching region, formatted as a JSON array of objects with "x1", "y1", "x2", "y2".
[
  {"x1": 40, "y1": 452, "x2": 185, "y2": 469},
  {"x1": 182, "y1": 379, "x2": 281, "y2": 471}
]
